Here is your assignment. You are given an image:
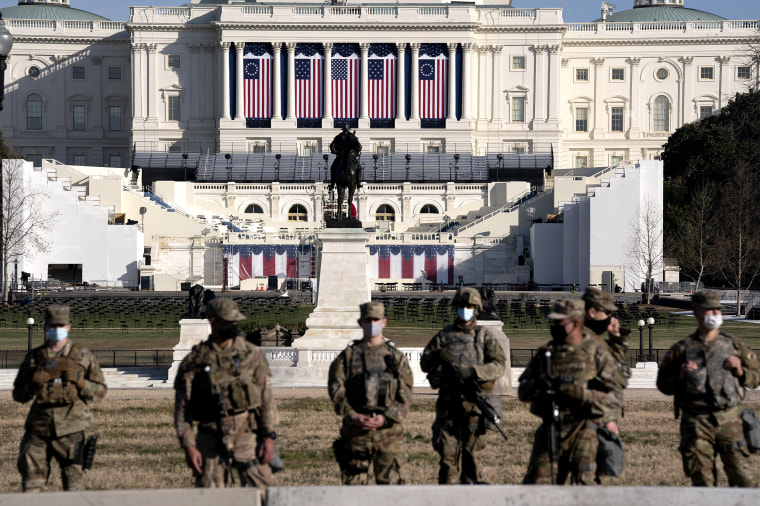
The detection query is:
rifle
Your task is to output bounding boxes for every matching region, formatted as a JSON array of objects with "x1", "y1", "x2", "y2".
[
  {"x1": 466, "y1": 378, "x2": 509, "y2": 442},
  {"x1": 544, "y1": 349, "x2": 559, "y2": 485},
  {"x1": 82, "y1": 434, "x2": 99, "y2": 470},
  {"x1": 204, "y1": 365, "x2": 236, "y2": 486}
]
